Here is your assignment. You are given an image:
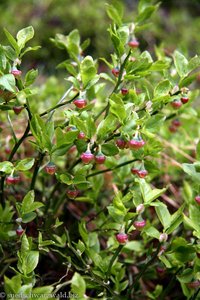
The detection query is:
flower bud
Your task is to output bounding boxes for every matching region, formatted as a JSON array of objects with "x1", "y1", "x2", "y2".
[
  {"x1": 16, "y1": 217, "x2": 22, "y2": 224},
  {"x1": 136, "y1": 204, "x2": 145, "y2": 214},
  {"x1": 159, "y1": 233, "x2": 168, "y2": 243}
]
